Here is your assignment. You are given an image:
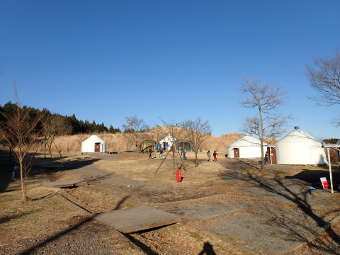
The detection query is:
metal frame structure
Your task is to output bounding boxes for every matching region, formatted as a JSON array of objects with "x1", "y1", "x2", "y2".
[{"x1": 322, "y1": 143, "x2": 340, "y2": 194}]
